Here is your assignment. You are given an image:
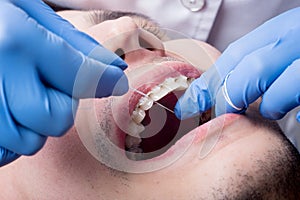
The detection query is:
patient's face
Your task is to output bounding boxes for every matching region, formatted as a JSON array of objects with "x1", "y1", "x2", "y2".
[{"x1": 0, "y1": 10, "x2": 290, "y2": 199}]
